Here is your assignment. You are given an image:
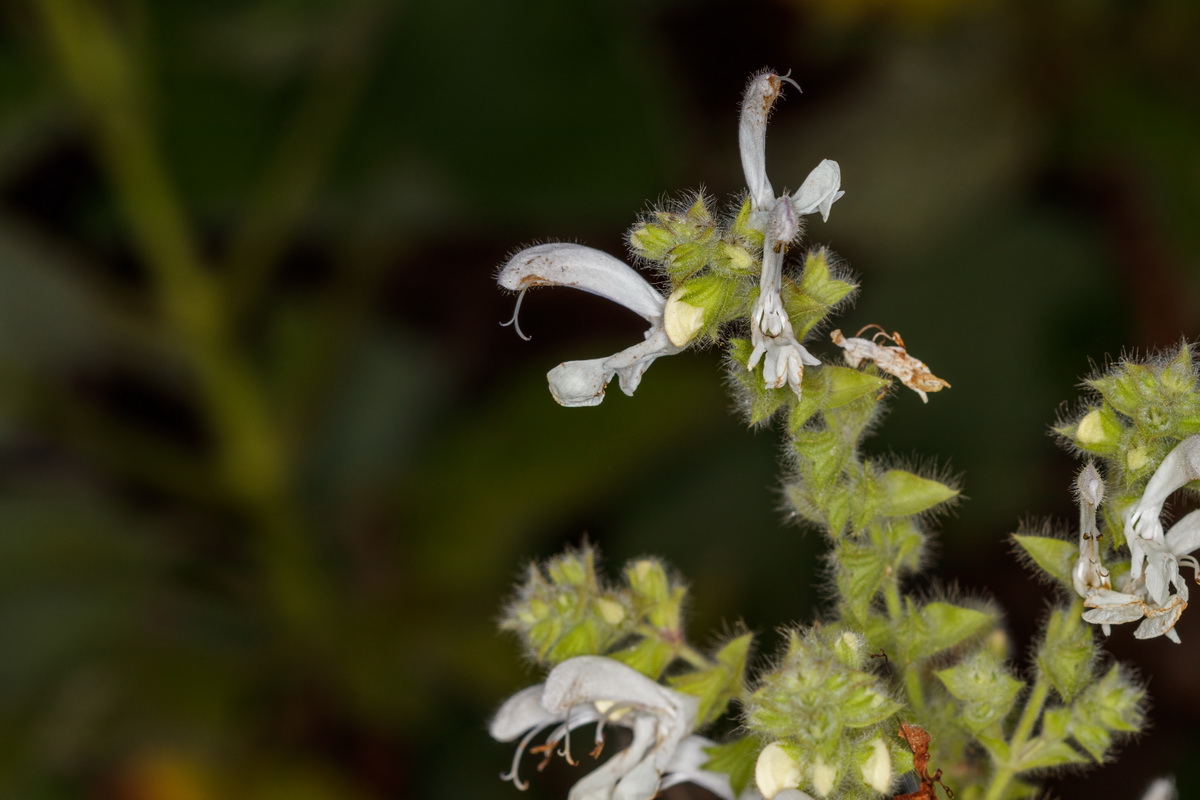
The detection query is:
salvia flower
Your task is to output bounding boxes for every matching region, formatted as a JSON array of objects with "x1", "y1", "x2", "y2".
[
  {"x1": 738, "y1": 71, "x2": 843, "y2": 398},
  {"x1": 490, "y1": 655, "x2": 718, "y2": 800},
  {"x1": 1081, "y1": 436, "x2": 1200, "y2": 642},
  {"x1": 498, "y1": 244, "x2": 690, "y2": 407}
]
